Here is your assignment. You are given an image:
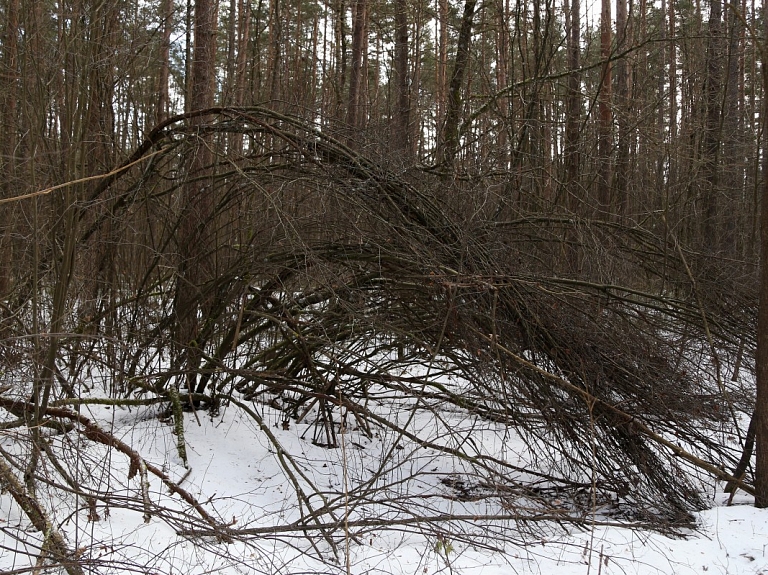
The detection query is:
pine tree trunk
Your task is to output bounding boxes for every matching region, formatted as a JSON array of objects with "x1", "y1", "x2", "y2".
[
  {"x1": 564, "y1": 0, "x2": 581, "y2": 208},
  {"x1": 702, "y1": 0, "x2": 723, "y2": 247},
  {"x1": 347, "y1": 0, "x2": 367, "y2": 133},
  {"x1": 597, "y1": 0, "x2": 612, "y2": 213},
  {"x1": 176, "y1": 0, "x2": 218, "y2": 395},
  {"x1": 157, "y1": 0, "x2": 172, "y2": 124},
  {"x1": 0, "y1": 0, "x2": 19, "y2": 298},
  {"x1": 754, "y1": 1, "x2": 768, "y2": 509},
  {"x1": 615, "y1": 0, "x2": 630, "y2": 217},
  {"x1": 437, "y1": 0, "x2": 477, "y2": 170},
  {"x1": 393, "y1": 0, "x2": 410, "y2": 158}
]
